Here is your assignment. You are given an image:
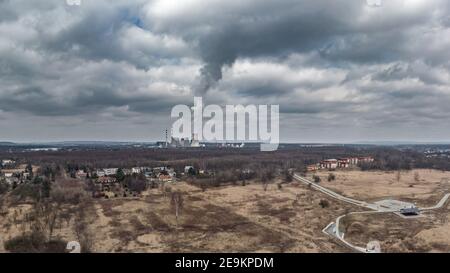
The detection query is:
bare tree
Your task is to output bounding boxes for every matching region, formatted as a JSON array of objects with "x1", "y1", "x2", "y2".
[
  {"x1": 414, "y1": 172, "x2": 420, "y2": 182},
  {"x1": 74, "y1": 208, "x2": 93, "y2": 253},
  {"x1": 262, "y1": 178, "x2": 269, "y2": 192},
  {"x1": 0, "y1": 196, "x2": 4, "y2": 214},
  {"x1": 31, "y1": 201, "x2": 60, "y2": 241},
  {"x1": 170, "y1": 191, "x2": 184, "y2": 226},
  {"x1": 396, "y1": 170, "x2": 401, "y2": 182}
]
